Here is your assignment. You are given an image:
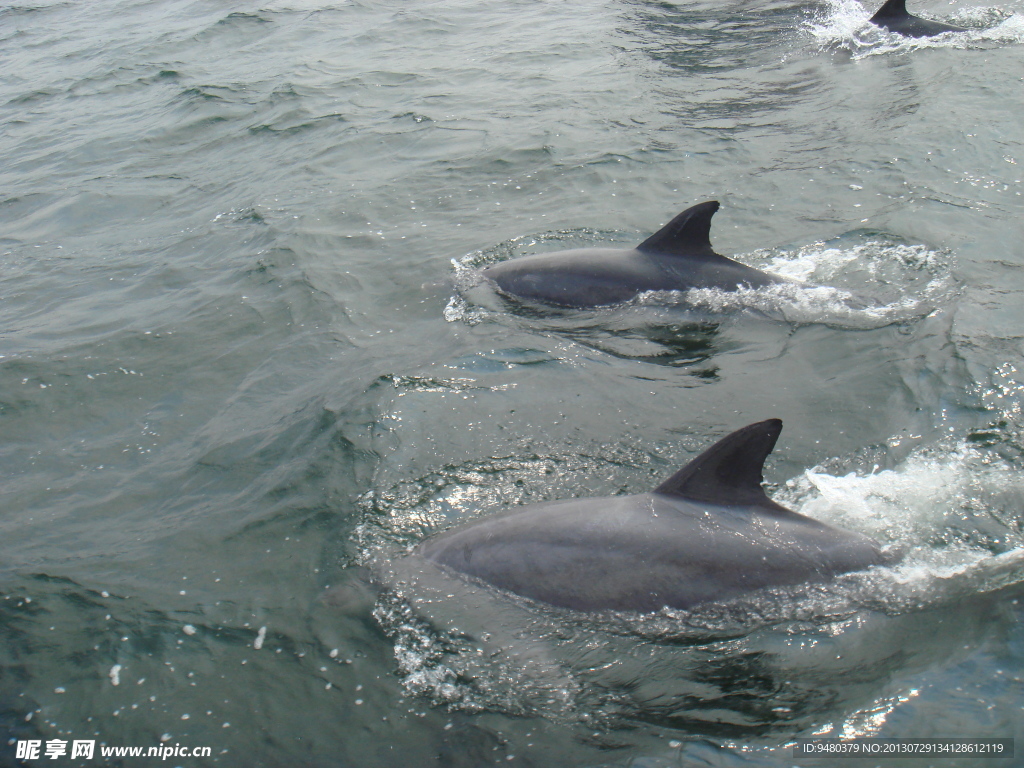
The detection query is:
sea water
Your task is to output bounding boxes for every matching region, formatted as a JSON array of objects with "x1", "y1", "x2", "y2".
[{"x1": 2, "y1": 0, "x2": 1024, "y2": 765}]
